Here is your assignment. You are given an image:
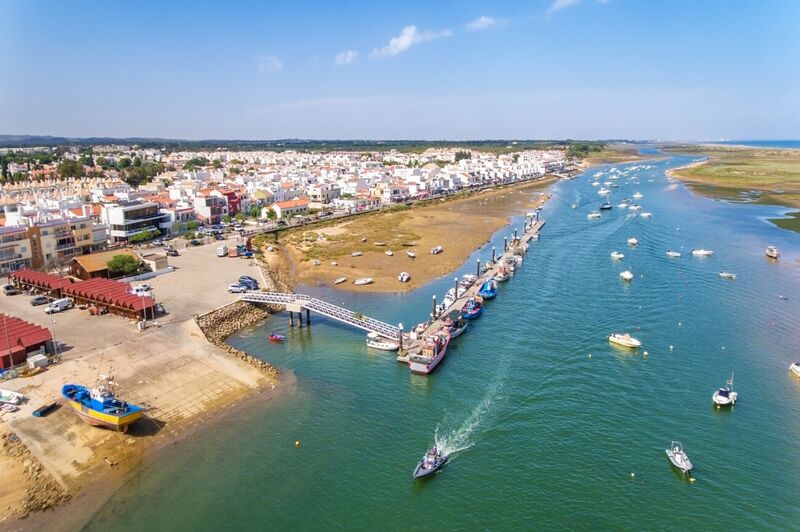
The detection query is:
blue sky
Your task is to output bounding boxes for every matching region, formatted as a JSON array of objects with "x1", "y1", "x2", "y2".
[{"x1": 1, "y1": 0, "x2": 798, "y2": 140}]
